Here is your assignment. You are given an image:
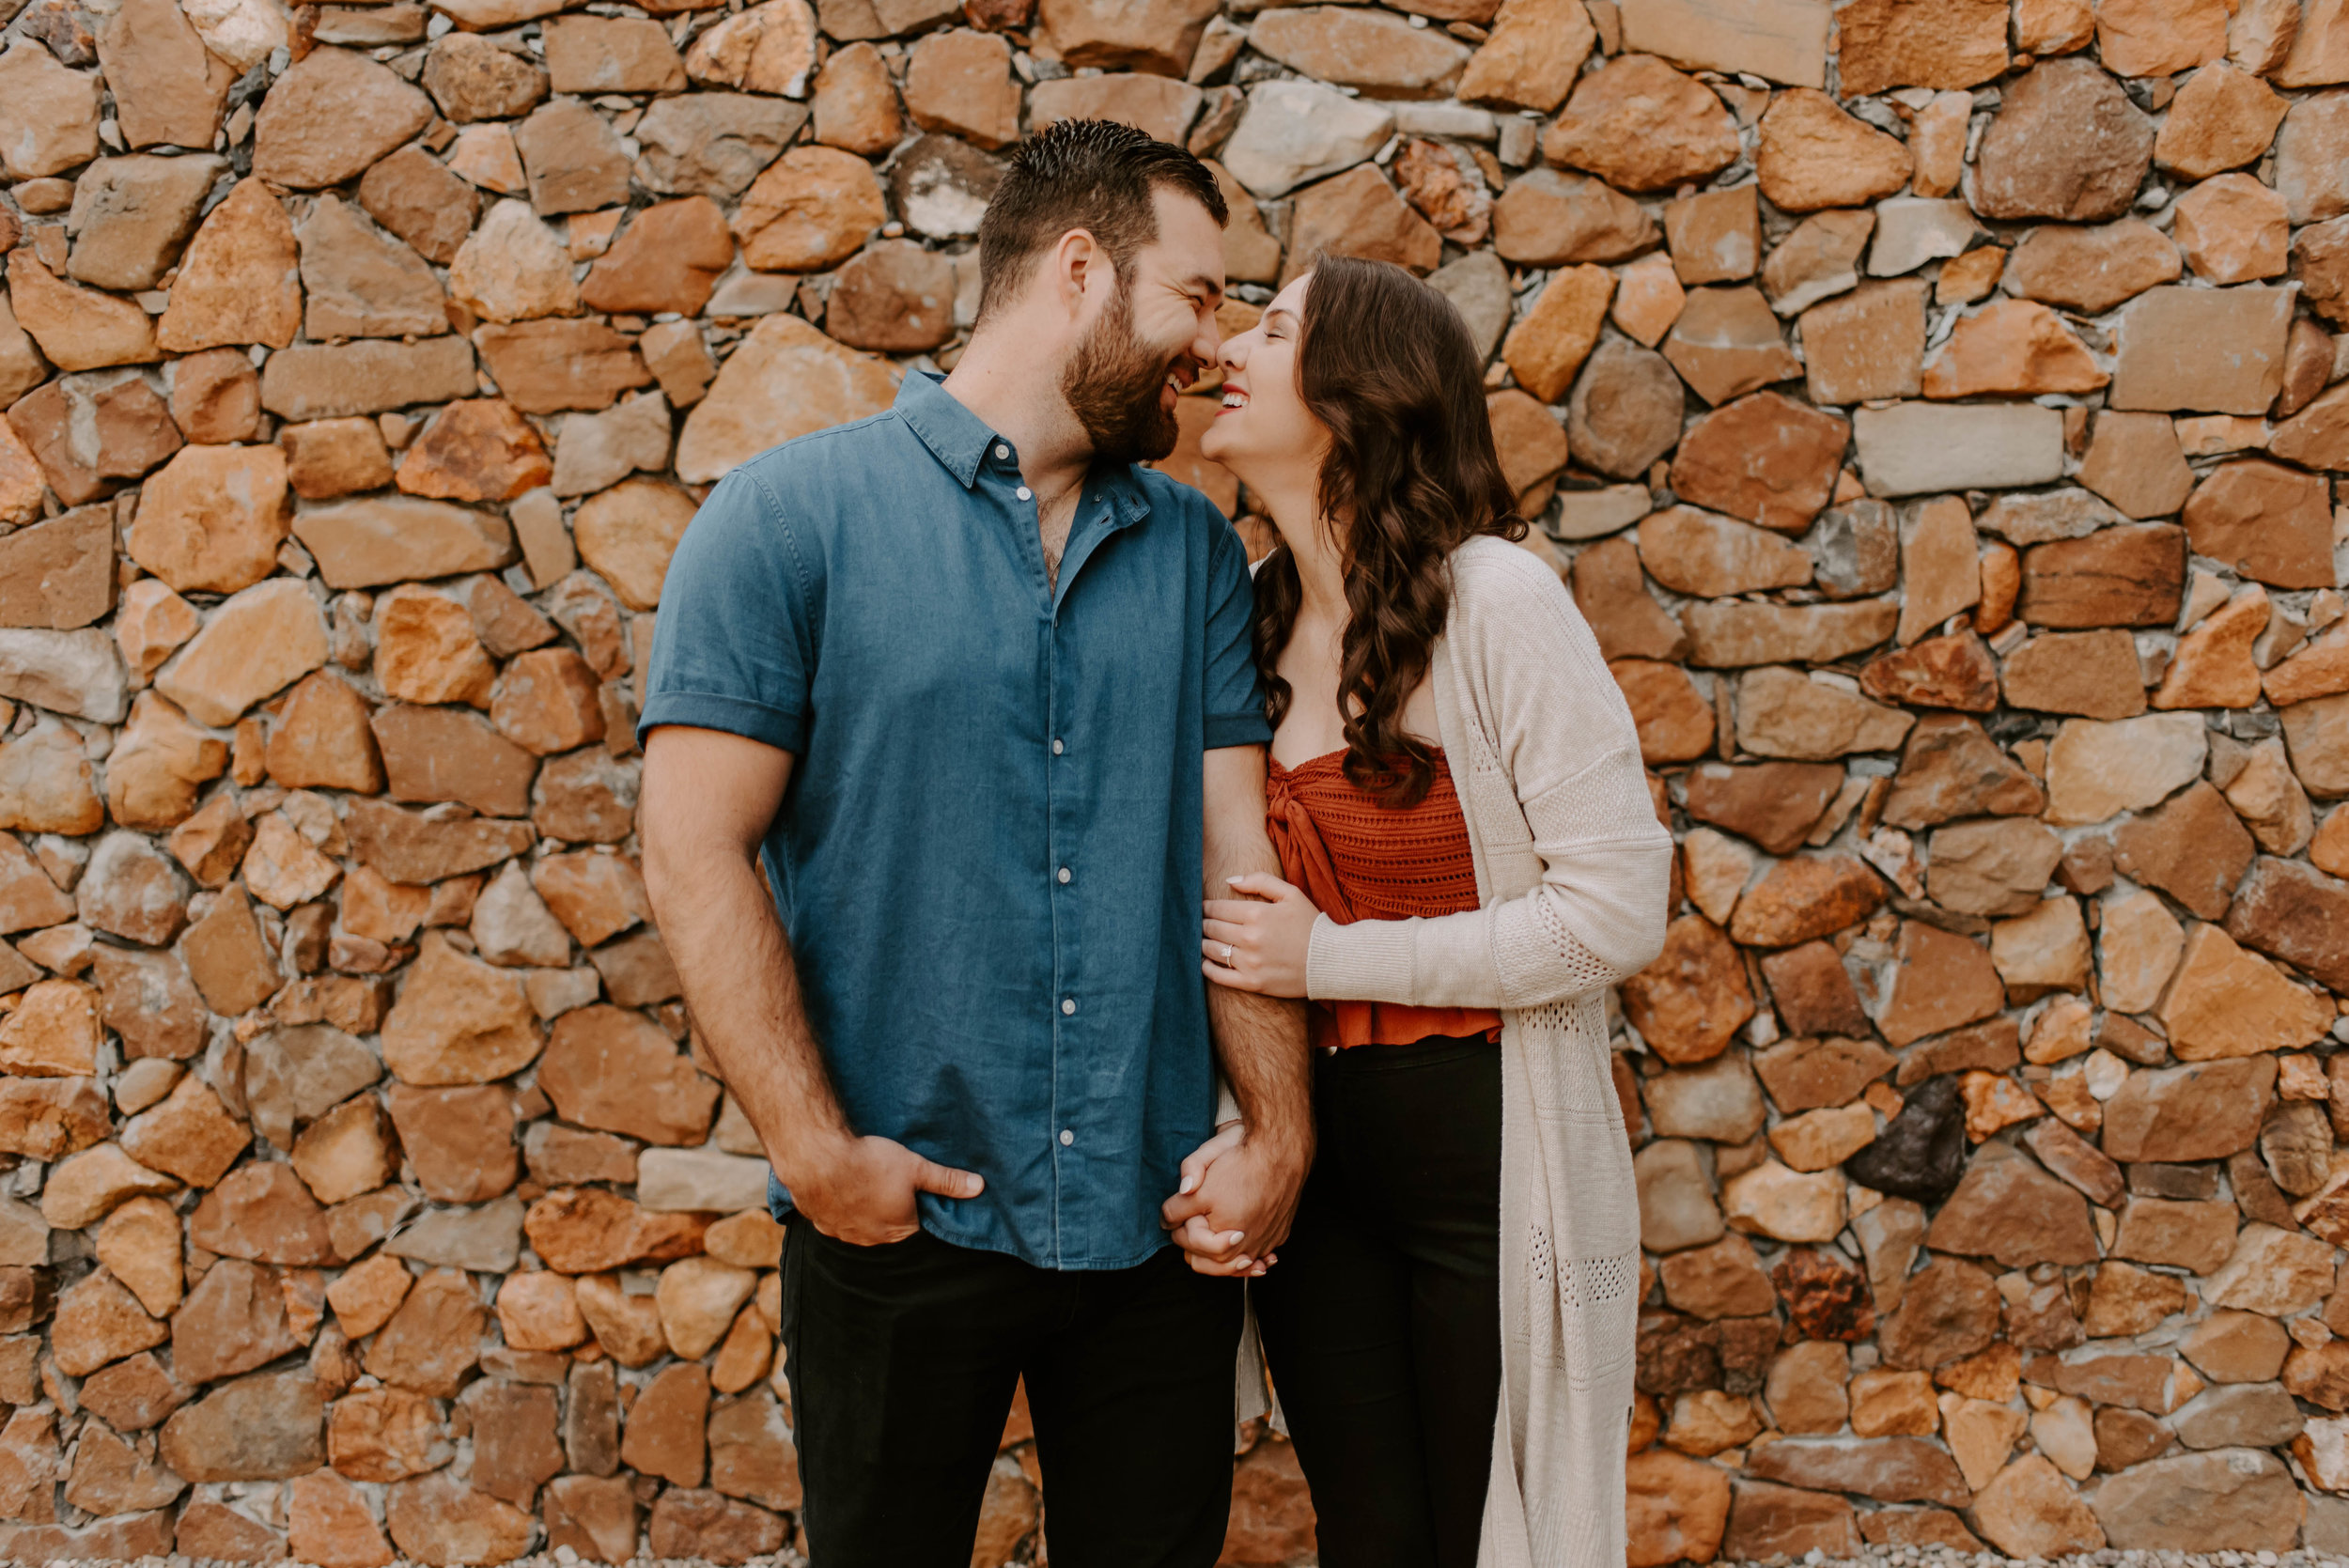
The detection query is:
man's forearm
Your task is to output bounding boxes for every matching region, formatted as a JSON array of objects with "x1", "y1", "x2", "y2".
[
  {"x1": 1204, "y1": 809, "x2": 1312, "y2": 1153},
  {"x1": 645, "y1": 837, "x2": 848, "y2": 1187}
]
